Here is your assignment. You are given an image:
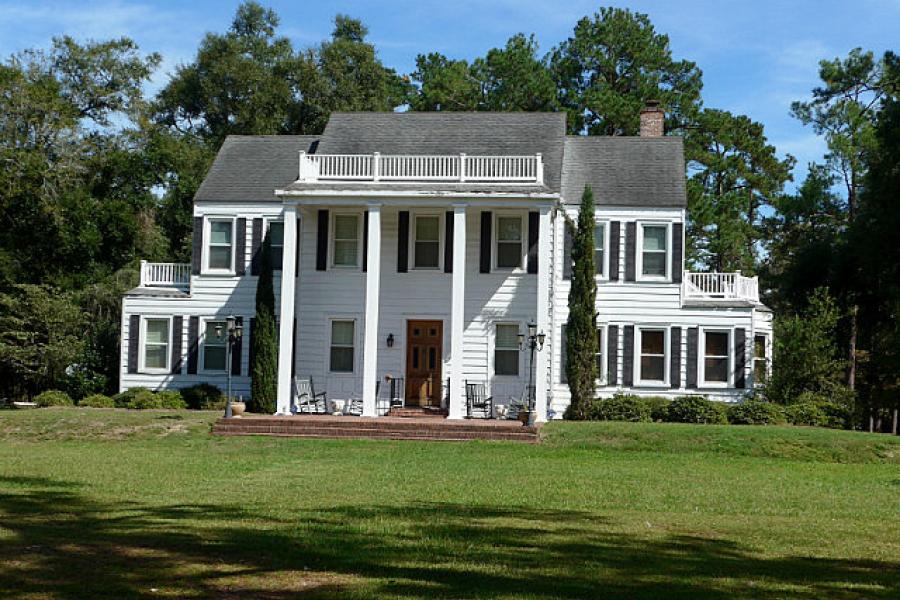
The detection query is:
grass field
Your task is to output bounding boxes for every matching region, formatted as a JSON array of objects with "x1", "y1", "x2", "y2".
[{"x1": 1, "y1": 408, "x2": 898, "y2": 599}]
